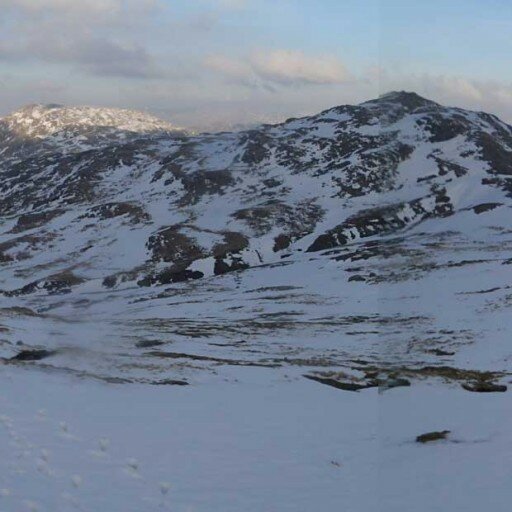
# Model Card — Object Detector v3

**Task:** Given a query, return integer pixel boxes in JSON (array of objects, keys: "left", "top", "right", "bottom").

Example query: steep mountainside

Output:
[
  {"left": 1, "top": 92, "right": 512, "bottom": 295},
  {"left": 1, "top": 92, "right": 512, "bottom": 384}
]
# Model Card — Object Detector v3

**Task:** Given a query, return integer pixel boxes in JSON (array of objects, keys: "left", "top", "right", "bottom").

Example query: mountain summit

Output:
[{"left": 369, "top": 90, "right": 440, "bottom": 109}]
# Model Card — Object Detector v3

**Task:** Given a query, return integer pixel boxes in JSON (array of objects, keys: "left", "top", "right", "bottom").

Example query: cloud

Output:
[
  {"left": 0, "top": 0, "right": 162, "bottom": 30},
  {"left": 0, "top": 0, "right": 158, "bottom": 17},
  {"left": 251, "top": 50, "right": 350, "bottom": 85},
  {"left": 205, "top": 49, "right": 351, "bottom": 88},
  {"left": 425, "top": 76, "right": 512, "bottom": 120},
  {"left": 204, "top": 55, "right": 254, "bottom": 84},
  {"left": 0, "top": 34, "right": 162, "bottom": 79},
  {"left": 0, "top": 0, "right": 162, "bottom": 79},
  {"left": 406, "top": 74, "right": 484, "bottom": 103},
  {"left": 0, "top": 0, "right": 122, "bottom": 19},
  {"left": 65, "top": 38, "right": 163, "bottom": 79}
]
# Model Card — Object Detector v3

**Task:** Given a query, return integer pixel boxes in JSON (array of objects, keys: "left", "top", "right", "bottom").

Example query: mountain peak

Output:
[
  {"left": 2, "top": 104, "right": 187, "bottom": 139},
  {"left": 366, "top": 91, "right": 439, "bottom": 110}
]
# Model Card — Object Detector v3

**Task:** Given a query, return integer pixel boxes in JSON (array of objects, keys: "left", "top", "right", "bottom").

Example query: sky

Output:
[{"left": 1, "top": 0, "right": 512, "bottom": 130}]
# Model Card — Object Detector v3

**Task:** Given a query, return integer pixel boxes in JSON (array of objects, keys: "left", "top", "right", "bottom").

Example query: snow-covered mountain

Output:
[
  {"left": 2, "top": 91, "right": 511, "bottom": 296},
  {"left": 2, "top": 92, "right": 512, "bottom": 511},
  {"left": 3, "top": 104, "right": 184, "bottom": 137},
  {"left": 0, "top": 103, "right": 187, "bottom": 159},
  {"left": 2, "top": 90, "right": 512, "bottom": 378}
]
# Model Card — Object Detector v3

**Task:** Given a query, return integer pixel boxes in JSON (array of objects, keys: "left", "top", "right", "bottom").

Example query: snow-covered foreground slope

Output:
[
  {"left": 3, "top": 368, "right": 512, "bottom": 512},
  {"left": 2, "top": 92, "right": 512, "bottom": 510},
  {"left": 0, "top": 367, "right": 348, "bottom": 512}
]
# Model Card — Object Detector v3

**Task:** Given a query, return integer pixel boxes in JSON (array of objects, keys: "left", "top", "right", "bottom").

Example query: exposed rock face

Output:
[{"left": 1, "top": 92, "right": 512, "bottom": 297}]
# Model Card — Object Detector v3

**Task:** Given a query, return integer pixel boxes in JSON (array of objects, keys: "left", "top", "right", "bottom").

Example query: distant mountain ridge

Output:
[{"left": 2, "top": 103, "right": 185, "bottom": 137}]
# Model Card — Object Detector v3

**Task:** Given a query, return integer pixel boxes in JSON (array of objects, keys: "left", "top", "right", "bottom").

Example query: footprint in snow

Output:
[
  {"left": 36, "top": 459, "right": 54, "bottom": 477},
  {"left": 124, "top": 458, "right": 143, "bottom": 479},
  {"left": 40, "top": 449, "right": 50, "bottom": 462},
  {"left": 58, "top": 421, "right": 79, "bottom": 440},
  {"left": 160, "top": 482, "right": 171, "bottom": 496},
  {"left": 90, "top": 436, "right": 111, "bottom": 457},
  {"left": 98, "top": 437, "right": 110, "bottom": 453}
]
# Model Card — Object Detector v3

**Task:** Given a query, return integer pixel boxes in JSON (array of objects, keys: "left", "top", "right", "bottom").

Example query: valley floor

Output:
[{"left": 1, "top": 366, "right": 512, "bottom": 512}]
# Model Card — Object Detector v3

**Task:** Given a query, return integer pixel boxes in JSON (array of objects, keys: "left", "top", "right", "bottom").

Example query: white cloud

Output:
[
  {"left": 0, "top": 32, "right": 162, "bottom": 79},
  {"left": 0, "top": 0, "right": 162, "bottom": 78},
  {"left": 205, "top": 49, "right": 350, "bottom": 88},
  {"left": 204, "top": 55, "right": 254, "bottom": 83},
  {"left": 251, "top": 50, "right": 350, "bottom": 85},
  {"left": 413, "top": 74, "right": 483, "bottom": 103},
  {"left": 0, "top": 0, "right": 122, "bottom": 17},
  {"left": 0, "top": 0, "right": 160, "bottom": 25}
]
